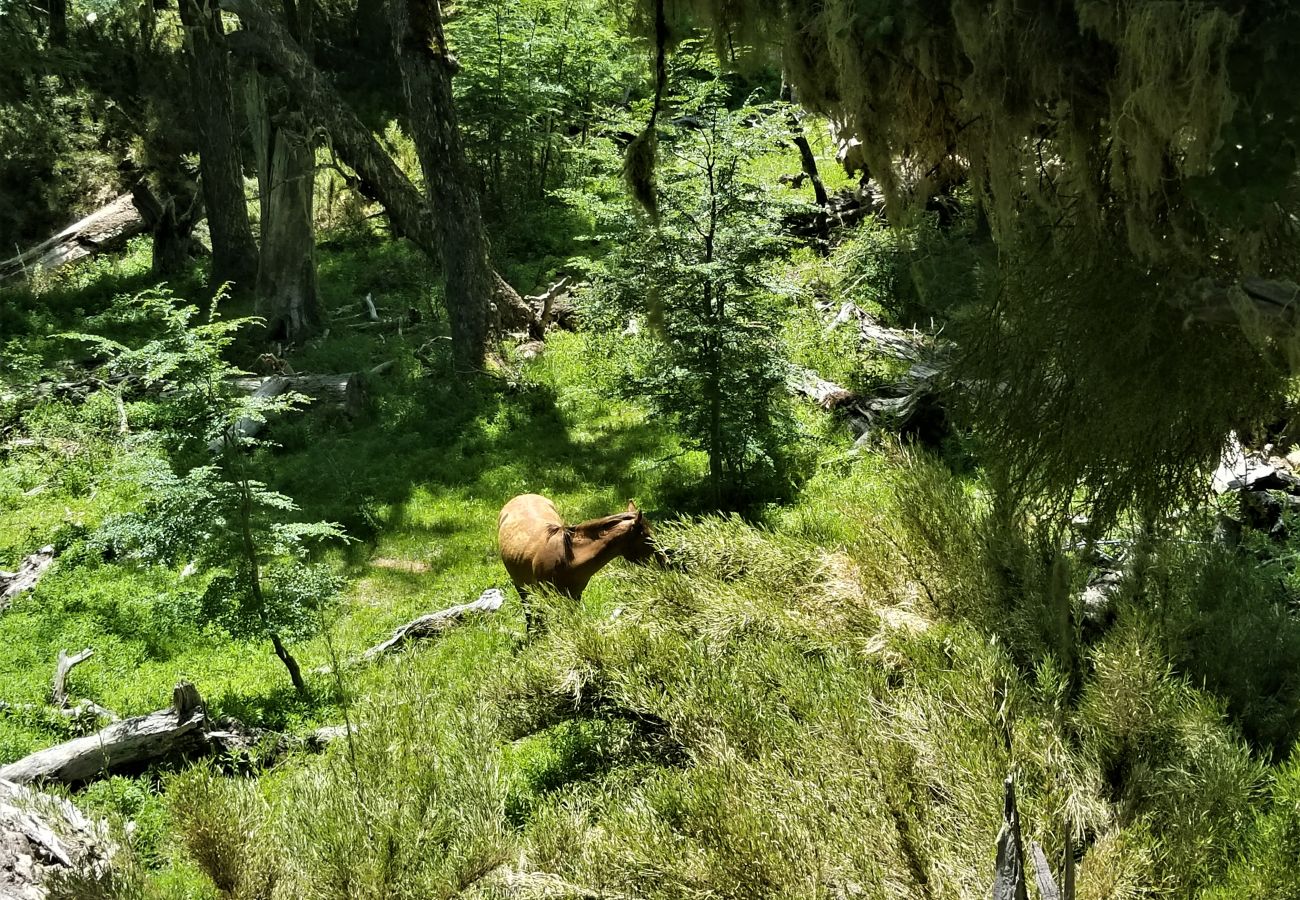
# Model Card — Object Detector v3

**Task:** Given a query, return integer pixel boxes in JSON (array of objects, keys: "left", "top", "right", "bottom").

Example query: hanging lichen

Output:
[
  {"left": 640, "top": 0, "right": 1296, "bottom": 273},
  {"left": 622, "top": 0, "right": 670, "bottom": 220},
  {"left": 629, "top": 0, "right": 1300, "bottom": 524}
]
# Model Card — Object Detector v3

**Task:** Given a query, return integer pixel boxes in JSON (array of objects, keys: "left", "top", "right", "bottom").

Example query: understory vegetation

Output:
[{"left": 3, "top": 1, "right": 1300, "bottom": 898}]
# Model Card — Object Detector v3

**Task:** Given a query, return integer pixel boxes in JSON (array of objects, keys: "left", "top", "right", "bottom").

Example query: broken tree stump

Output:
[
  {"left": 0, "top": 546, "right": 55, "bottom": 612},
  {"left": 0, "top": 682, "right": 207, "bottom": 786},
  {"left": 49, "top": 649, "right": 93, "bottom": 709}
]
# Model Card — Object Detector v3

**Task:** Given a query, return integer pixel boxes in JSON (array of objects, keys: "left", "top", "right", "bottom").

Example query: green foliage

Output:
[
  {"left": 584, "top": 74, "right": 799, "bottom": 505},
  {"left": 447, "top": 0, "right": 639, "bottom": 218},
  {"left": 1206, "top": 749, "right": 1300, "bottom": 900},
  {"left": 67, "top": 289, "right": 348, "bottom": 692}
]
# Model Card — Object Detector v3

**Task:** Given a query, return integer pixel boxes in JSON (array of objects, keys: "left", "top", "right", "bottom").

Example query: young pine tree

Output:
[{"left": 593, "top": 77, "right": 795, "bottom": 505}]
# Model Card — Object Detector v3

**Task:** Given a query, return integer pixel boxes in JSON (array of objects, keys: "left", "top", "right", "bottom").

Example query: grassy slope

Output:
[{"left": 3, "top": 140, "right": 1299, "bottom": 899}]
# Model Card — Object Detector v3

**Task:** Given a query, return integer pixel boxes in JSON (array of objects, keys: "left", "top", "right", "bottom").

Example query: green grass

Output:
[{"left": 7, "top": 131, "right": 1300, "bottom": 899}]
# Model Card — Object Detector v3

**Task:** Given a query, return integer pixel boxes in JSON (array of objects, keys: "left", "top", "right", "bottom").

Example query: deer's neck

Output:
[{"left": 567, "top": 519, "right": 631, "bottom": 580}]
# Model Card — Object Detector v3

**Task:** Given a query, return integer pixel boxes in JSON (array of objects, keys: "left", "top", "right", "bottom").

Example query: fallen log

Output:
[
  {"left": 0, "top": 779, "right": 114, "bottom": 899},
  {"left": 359, "top": 588, "right": 506, "bottom": 662},
  {"left": 0, "top": 682, "right": 206, "bottom": 786},
  {"left": 788, "top": 368, "right": 873, "bottom": 436},
  {"left": 203, "top": 720, "right": 357, "bottom": 767},
  {"left": 792, "top": 301, "right": 949, "bottom": 445},
  {"left": 0, "top": 193, "right": 146, "bottom": 281},
  {"left": 1, "top": 546, "right": 55, "bottom": 612},
  {"left": 209, "top": 371, "right": 372, "bottom": 453}
]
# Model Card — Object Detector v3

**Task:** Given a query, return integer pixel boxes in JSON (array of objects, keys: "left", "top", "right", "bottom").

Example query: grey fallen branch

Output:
[
  {"left": 314, "top": 589, "right": 506, "bottom": 676},
  {"left": 359, "top": 588, "right": 506, "bottom": 662},
  {"left": 1, "top": 545, "right": 55, "bottom": 612},
  {"left": 0, "top": 682, "right": 207, "bottom": 786},
  {"left": 209, "top": 369, "right": 380, "bottom": 453}
]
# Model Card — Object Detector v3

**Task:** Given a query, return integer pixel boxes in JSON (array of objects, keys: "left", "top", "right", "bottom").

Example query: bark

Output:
[
  {"left": 780, "top": 80, "right": 829, "bottom": 208},
  {"left": 220, "top": 0, "right": 437, "bottom": 253},
  {"left": 993, "top": 777, "right": 1030, "bottom": 900},
  {"left": 244, "top": 1, "right": 322, "bottom": 343},
  {"left": 0, "top": 683, "right": 207, "bottom": 785},
  {"left": 0, "top": 194, "right": 145, "bottom": 280},
  {"left": 178, "top": 0, "right": 259, "bottom": 291},
  {"left": 218, "top": 0, "right": 530, "bottom": 356},
  {"left": 269, "top": 632, "right": 307, "bottom": 696},
  {"left": 49, "top": 0, "right": 68, "bottom": 46},
  {"left": 0, "top": 780, "right": 114, "bottom": 898},
  {"left": 130, "top": 178, "right": 201, "bottom": 277},
  {"left": 250, "top": 80, "right": 322, "bottom": 342},
  {"left": 388, "top": 0, "right": 495, "bottom": 369}
]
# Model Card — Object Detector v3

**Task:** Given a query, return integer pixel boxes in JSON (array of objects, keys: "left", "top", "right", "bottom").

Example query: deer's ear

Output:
[{"left": 626, "top": 500, "right": 638, "bottom": 513}]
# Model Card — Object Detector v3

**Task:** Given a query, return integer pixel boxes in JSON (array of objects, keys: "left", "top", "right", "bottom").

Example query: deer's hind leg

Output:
[{"left": 514, "top": 583, "right": 540, "bottom": 637}]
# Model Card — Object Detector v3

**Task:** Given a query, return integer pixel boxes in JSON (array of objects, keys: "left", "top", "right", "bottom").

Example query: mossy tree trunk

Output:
[
  {"left": 177, "top": 0, "right": 259, "bottom": 292},
  {"left": 388, "top": 0, "right": 494, "bottom": 370}
]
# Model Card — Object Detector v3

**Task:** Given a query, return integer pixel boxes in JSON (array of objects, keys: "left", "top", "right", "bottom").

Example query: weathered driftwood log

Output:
[
  {"left": 359, "top": 588, "right": 506, "bottom": 663},
  {"left": 791, "top": 302, "right": 948, "bottom": 445},
  {"left": 0, "top": 193, "right": 146, "bottom": 281},
  {"left": 0, "top": 778, "right": 114, "bottom": 899},
  {"left": 0, "top": 683, "right": 206, "bottom": 786},
  {"left": 0, "top": 546, "right": 55, "bottom": 612},
  {"left": 49, "top": 649, "right": 92, "bottom": 709},
  {"left": 788, "top": 368, "right": 874, "bottom": 436}
]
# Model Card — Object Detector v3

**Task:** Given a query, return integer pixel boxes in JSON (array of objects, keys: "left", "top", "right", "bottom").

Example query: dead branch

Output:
[
  {"left": 1, "top": 546, "right": 56, "bottom": 612},
  {"left": 50, "top": 649, "right": 92, "bottom": 708}
]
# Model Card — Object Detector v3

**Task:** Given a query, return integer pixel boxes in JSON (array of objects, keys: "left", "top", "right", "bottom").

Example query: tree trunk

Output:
[
  {"left": 178, "top": 0, "right": 259, "bottom": 291},
  {"left": 219, "top": 0, "right": 528, "bottom": 357},
  {"left": 269, "top": 631, "right": 308, "bottom": 695},
  {"left": 49, "top": 0, "right": 67, "bottom": 47},
  {"left": 130, "top": 178, "right": 201, "bottom": 278},
  {"left": 388, "top": 0, "right": 494, "bottom": 370},
  {"left": 248, "top": 74, "right": 322, "bottom": 342},
  {"left": 781, "top": 80, "right": 829, "bottom": 208},
  {"left": 244, "top": 0, "right": 322, "bottom": 343}
]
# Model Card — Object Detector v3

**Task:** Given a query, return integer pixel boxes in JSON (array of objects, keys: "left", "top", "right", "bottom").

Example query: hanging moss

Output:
[
  {"left": 631, "top": 0, "right": 1300, "bottom": 524},
  {"left": 623, "top": 126, "right": 660, "bottom": 220},
  {"left": 640, "top": 0, "right": 1296, "bottom": 271}
]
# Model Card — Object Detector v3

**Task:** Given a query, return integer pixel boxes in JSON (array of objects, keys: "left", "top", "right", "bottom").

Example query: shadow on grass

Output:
[{"left": 263, "top": 353, "right": 677, "bottom": 562}]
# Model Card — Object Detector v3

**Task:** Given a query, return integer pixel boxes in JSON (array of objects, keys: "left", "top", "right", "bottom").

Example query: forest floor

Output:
[{"left": 3, "top": 177, "right": 1300, "bottom": 898}]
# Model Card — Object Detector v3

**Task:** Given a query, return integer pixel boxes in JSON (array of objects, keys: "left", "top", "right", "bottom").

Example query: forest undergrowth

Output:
[{"left": 2, "top": 159, "right": 1299, "bottom": 900}]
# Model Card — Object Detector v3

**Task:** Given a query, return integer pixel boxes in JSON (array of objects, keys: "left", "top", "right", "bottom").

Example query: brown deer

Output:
[{"left": 497, "top": 493, "right": 665, "bottom": 629}]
